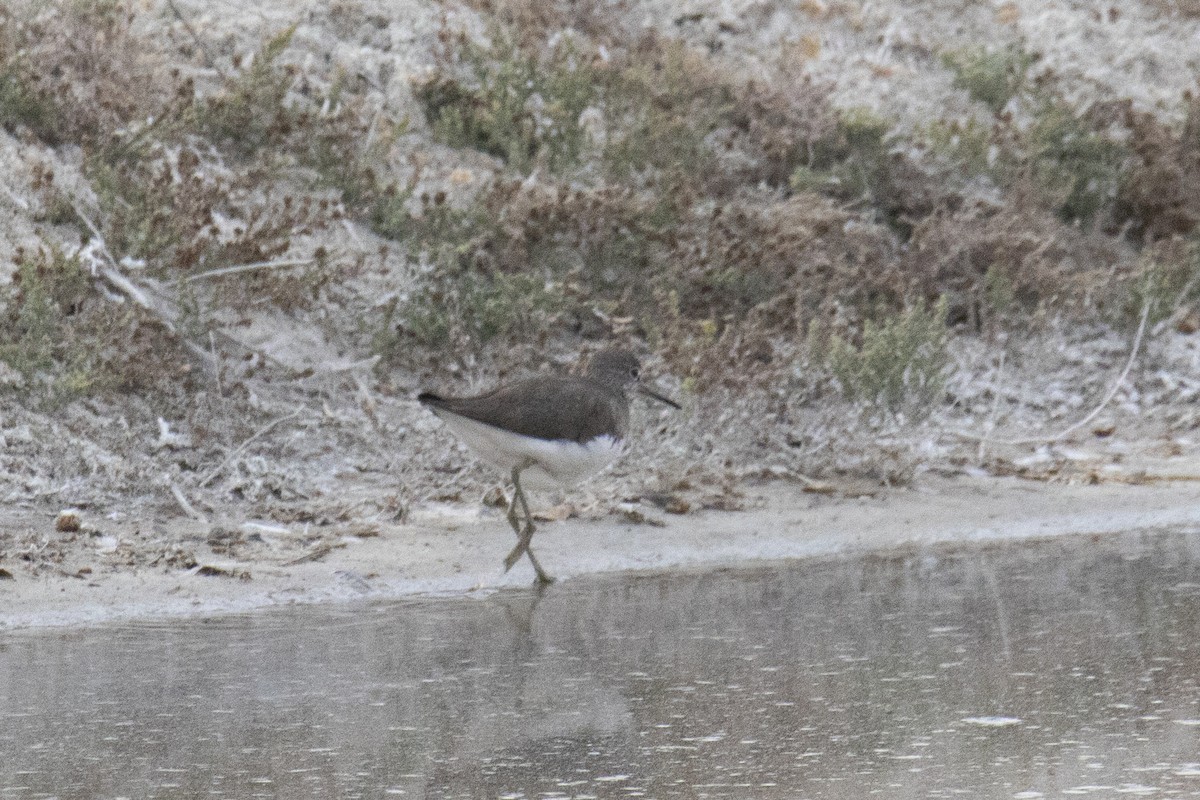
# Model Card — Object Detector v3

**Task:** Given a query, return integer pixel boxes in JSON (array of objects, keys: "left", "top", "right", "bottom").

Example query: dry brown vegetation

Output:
[
  {"left": 5, "top": 2, "right": 1195, "bottom": 393},
  {"left": 386, "top": 16, "right": 1200, "bottom": 393}
]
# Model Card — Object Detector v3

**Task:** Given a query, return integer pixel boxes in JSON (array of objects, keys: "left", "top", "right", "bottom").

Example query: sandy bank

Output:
[{"left": 3, "top": 472, "right": 1199, "bottom": 630}]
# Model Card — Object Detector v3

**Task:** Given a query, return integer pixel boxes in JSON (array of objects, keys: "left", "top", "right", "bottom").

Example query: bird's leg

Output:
[
  {"left": 502, "top": 467, "right": 537, "bottom": 570},
  {"left": 504, "top": 477, "right": 524, "bottom": 538},
  {"left": 502, "top": 467, "right": 554, "bottom": 584},
  {"left": 515, "top": 473, "right": 555, "bottom": 585}
]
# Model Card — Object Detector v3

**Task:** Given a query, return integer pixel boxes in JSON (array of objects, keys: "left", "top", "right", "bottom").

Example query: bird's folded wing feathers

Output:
[{"left": 420, "top": 378, "right": 622, "bottom": 444}]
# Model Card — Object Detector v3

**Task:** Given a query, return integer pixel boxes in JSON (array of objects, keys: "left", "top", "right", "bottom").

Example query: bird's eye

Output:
[{"left": 631, "top": 367, "right": 640, "bottom": 378}]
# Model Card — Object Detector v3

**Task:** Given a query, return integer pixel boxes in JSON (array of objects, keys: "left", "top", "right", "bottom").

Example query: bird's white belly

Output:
[{"left": 433, "top": 411, "right": 626, "bottom": 490}]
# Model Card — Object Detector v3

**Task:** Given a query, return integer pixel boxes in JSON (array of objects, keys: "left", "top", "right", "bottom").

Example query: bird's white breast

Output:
[{"left": 432, "top": 410, "right": 626, "bottom": 490}]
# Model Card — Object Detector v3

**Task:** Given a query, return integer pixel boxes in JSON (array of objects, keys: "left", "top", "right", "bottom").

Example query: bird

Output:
[{"left": 418, "top": 349, "right": 680, "bottom": 584}]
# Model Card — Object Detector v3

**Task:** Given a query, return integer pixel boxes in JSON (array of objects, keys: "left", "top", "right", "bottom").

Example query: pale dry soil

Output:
[{"left": 4, "top": 466, "right": 1200, "bottom": 630}]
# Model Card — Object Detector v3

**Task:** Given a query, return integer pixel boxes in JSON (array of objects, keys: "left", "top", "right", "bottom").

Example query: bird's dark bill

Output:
[{"left": 638, "top": 384, "right": 681, "bottom": 409}]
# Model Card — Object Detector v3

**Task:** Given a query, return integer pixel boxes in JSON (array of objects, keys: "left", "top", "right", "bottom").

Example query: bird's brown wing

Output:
[{"left": 419, "top": 377, "right": 624, "bottom": 444}]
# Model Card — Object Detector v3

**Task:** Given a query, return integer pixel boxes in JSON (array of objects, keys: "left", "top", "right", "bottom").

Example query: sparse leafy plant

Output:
[
  {"left": 0, "top": 0, "right": 174, "bottom": 149},
  {"left": 920, "top": 117, "right": 993, "bottom": 175},
  {"left": 86, "top": 144, "right": 323, "bottom": 284},
  {"left": 196, "top": 25, "right": 299, "bottom": 158},
  {"left": 1115, "top": 93, "right": 1200, "bottom": 240},
  {"left": 1127, "top": 236, "right": 1200, "bottom": 326},
  {"left": 0, "top": 60, "right": 58, "bottom": 140},
  {"left": 942, "top": 45, "right": 1034, "bottom": 113},
  {"left": 983, "top": 263, "right": 1016, "bottom": 317},
  {"left": 922, "top": 96, "right": 1129, "bottom": 226},
  {"left": 0, "top": 248, "right": 90, "bottom": 378},
  {"left": 416, "top": 31, "right": 597, "bottom": 173},
  {"left": 932, "top": 43, "right": 1130, "bottom": 226},
  {"left": 0, "top": 246, "right": 190, "bottom": 400},
  {"left": 827, "top": 297, "right": 949, "bottom": 411},
  {"left": 391, "top": 260, "right": 572, "bottom": 350},
  {"left": 602, "top": 37, "right": 733, "bottom": 179},
  {"left": 370, "top": 184, "right": 475, "bottom": 247}
]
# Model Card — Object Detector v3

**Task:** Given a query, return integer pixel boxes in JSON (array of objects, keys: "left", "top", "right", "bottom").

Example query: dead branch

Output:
[
  {"left": 950, "top": 300, "right": 1151, "bottom": 447},
  {"left": 170, "top": 483, "right": 209, "bottom": 524},
  {"left": 183, "top": 257, "right": 314, "bottom": 283}
]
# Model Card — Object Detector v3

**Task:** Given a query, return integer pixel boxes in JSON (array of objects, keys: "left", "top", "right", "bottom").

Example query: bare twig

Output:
[
  {"left": 165, "top": 0, "right": 225, "bottom": 78},
  {"left": 317, "top": 355, "right": 381, "bottom": 374},
  {"left": 96, "top": 263, "right": 155, "bottom": 310},
  {"left": 284, "top": 542, "right": 338, "bottom": 565},
  {"left": 183, "top": 258, "right": 314, "bottom": 284},
  {"left": 199, "top": 408, "right": 305, "bottom": 487},
  {"left": 1150, "top": 272, "right": 1200, "bottom": 337},
  {"left": 170, "top": 483, "right": 209, "bottom": 524},
  {"left": 209, "top": 331, "right": 223, "bottom": 396},
  {"left": 977, "top": 351, "right": 1006, "bottom": 462},
  {"left": 951, "top": 301, "right": 1151, "bottom": 447}
]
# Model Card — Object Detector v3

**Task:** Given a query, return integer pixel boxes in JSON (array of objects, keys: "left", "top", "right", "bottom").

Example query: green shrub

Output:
[
  {"left": 983, "top": 263, "right": 1016, "bottom": 316},
  {"left": 922, "top": 97, "right": 1128, "bottom": 226},
  {"left": 790, "top": 107, "right": 894, "bottom": 208},
  {"left": 0, "top": 63, "right": 58, "bottom": 140},
  {"left": 920, "top": 117, "right": 992, "bottom": 175},
  {"left": 827, "top": 297, "right": 949, "bottom": 411},
  {"left": 1127, "top": 237, "right": 1200, "bottom": 326},
  {"left": 602, "top": 39, "right": 733, "bottom": 179},
  {"left": 942, "top": 45, "right": 1034, "bottom": 113},
  {"left": 0, "top": 246, "right": 200, "bottom": 401},
  {"left": 86, "top": 145, "right": 314, "bottom": 280},
  {"left": 1020, "top": 101, "right": 1128, "bottom": 224},
  {"left": 370, "top": 185, "right": 474, "bottom": 246},
  {"left": 933, "top": 44, "right": 1128, "bottom": 225},
  {"left": 386, "top": 264, "right": 571, "bottom": 351},
  {"left": 0, "top": 249, "right": 90, "bottom": 377},
  {"left": 0, "top": 247, "right": 180, "bottom": 400}
]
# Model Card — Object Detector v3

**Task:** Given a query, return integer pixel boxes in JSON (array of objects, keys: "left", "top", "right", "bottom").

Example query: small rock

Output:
[
  {"left": 664, "top": 496, "right": 691, "bottom": 514},
  {"left": 533, "top": 503, "right": 576, "bottom": 522},
  {"left": 5, "top": 424, "right": 33, "bottom": 444},
  {"left": 616, "top": 503, "right": 667, "bottom": 527},
  {"left": 56, "top": 509, "right": 83, "bottom": 533},
  {"left": 195, "top": 564, "right": 251, "bottom": 580}
]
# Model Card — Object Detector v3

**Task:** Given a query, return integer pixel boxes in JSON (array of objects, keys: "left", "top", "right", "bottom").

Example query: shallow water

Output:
[{"left": 4, "top": 532, "right": 1200, "bottom": 799}]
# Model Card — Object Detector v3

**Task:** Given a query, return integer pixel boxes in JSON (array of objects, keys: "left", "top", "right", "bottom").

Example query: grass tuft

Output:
[{"left": 0, "top": 246, "right": 192, "bottom": 401}]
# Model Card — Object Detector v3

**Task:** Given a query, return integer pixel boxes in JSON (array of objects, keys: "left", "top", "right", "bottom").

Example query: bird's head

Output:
[{"left": 586, "top": 349, "right": 680, "bottom": 409}]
